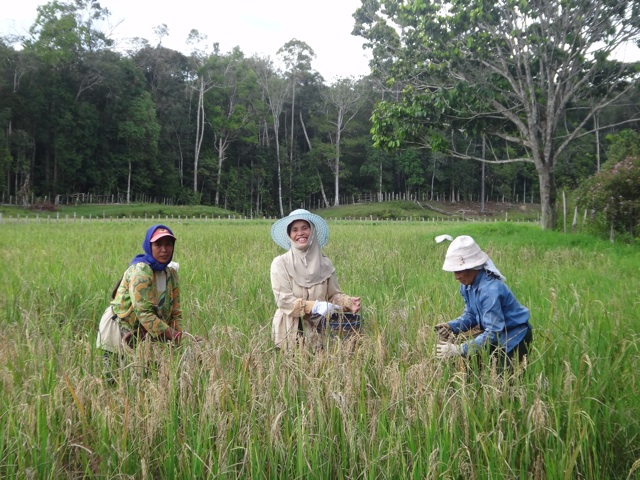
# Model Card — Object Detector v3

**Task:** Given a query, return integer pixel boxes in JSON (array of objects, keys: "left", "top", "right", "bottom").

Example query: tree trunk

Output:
[
  {"left": 176, "top": 130, "right": 184, "bottom": 187},
  {"left": 334, "top": 122, "right": 342, "bottom": 206},
  {"left": 379, "top": 160, "right": 383, "bottom": 202},
  {"left": 193, "top": 76, "right": 206, "bottom": 194},
  {"left": 538, "top": 165, "right": 557, "bottom": 230},
  {"left": 481, "top": 135, "right": 486, "bottom": 213},
  {"left": 317, "top": 171, "right": 330, "bottom": 208},
  {"left": 127, "top": 160, "right": 132, "bottom": 204},
  {"left": 290, "top": 81, "right": 296, "bottom": 168},
  {"left": 595, "top": 113, "right": 601, "bottom": 172},
  {"left": 214, "top": 138, "right": 227, "bottom": 206},
  {"left": 275, "top": 133, "right": 284, "bottom": 217},
  {"left": 298, "top": 113, "right": 328, "bottom": 210},
  {"left": 430, "top": 160, "right": 436, "bottom": 202}
]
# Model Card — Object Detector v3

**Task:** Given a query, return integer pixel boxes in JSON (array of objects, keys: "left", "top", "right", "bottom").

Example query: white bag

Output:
[{"left": 96, "top": 306, "right": 122, "bottom": 353}]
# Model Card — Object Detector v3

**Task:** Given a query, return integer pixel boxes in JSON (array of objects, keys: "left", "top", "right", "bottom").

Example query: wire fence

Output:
[{"left": 0, "top": 211, "right": 539, "bottom": 225}]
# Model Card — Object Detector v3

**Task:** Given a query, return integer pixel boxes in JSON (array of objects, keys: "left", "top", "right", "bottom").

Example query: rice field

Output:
[{"left": 1, "top": 218, "right": 639, "bottom": 479}]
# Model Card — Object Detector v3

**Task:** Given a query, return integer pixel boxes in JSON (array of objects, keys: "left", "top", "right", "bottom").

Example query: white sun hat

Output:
[
  {"left": 442, "top": 235, "right": 489, "bottom": 272},
  {"left": 270, "top": 209, "right": 329, "bottom": 250}
]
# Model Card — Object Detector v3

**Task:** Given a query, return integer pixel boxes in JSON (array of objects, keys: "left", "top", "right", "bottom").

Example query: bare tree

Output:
[
  {"left": 322, "top": 78, "right": 363, "bottom": 206},
  {"left": 186, "top": 30, "right": 215, "bottom": 195},
  {"left": 277, "top": 39, "right": 315, "bottom": 212},
  {"left": 253, "top": 56, "right": 289, "bottom": 217}
]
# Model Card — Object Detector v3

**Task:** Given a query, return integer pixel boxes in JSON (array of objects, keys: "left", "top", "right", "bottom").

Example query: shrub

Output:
[
  {"left": 576, "top": 155, "right": 640, "bottom": 238},
  {"left": 576, "top": 130, "right": 640, "bottom": 240}
]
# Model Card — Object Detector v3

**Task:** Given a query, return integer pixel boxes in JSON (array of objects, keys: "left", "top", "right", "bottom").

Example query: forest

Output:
[{"left": 1, "top": 0, "right": 639, "bottom": 226}]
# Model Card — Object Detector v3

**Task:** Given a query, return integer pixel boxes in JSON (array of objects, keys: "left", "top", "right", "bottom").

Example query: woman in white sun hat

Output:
[
  {"left": 270, "top": 209, "right": 361, "bottom": 351},
  {"left": 435, "top": 235, "right": 532, "bottom": 370}
]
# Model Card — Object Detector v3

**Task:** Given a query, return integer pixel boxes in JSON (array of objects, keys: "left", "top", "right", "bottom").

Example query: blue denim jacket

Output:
[{"left": 448, "top": 269, "right": 530, "bottom": 354}]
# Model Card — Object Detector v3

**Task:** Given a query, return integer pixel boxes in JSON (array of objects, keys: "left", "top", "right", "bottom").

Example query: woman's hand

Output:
[
  {"left": 163, "top": 327, "right": 183, "bottom": 346},
  {"left": 434, "top": 322, "right": 453, "bottom": 340},
  {"left": 436, "top": 342, "right": 463, "bottom": 358},
  {"left": 350, "top": 297, "right": 361, "bottom": 313}
]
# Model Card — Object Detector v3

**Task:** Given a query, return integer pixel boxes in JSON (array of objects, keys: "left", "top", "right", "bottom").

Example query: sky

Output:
[{"left": 0, "top": 0, "right": 373, "bottom": 82}]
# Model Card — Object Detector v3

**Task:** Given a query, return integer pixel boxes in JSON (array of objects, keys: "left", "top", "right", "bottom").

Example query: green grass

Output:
[
  {"left": 0, "top": 202, "right": 237, "bottom": 218},
  {"left": 0, "top": 219, "right": 639, "bottom": 478},
  {"left": 316, "top": 200, "right": 540, "bottom": 222}
]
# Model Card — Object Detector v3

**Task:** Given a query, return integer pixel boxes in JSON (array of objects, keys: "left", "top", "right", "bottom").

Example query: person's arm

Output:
[
  {"left": 448, "top": 309, "right": 477, "bottom": 334},
  {"left": 460, "top": 292, "right": 505, "bottom": 355},
  {"left": 129, "top": 264, "right": 172, "bottom": 337},
  {"left": 270, "top": 257, "right": 314, "bottom": 317},
  {"left": 327, "top": 273, "right": 360, "bottom": 313},
  {"left": 448, "top": 288, "right": 478, "bottom": 334}
]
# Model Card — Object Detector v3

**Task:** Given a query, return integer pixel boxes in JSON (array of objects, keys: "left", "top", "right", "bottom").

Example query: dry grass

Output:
[{"left": 0, "top": 220, "right": 639, "bottom": 478}]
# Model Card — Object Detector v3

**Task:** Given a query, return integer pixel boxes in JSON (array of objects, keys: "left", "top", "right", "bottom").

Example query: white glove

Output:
[
  {"left": 168, "top": 261, "right": 180, "bottom": 271},
  {"left": 436, "top": 342, "right": 463, "bottom": 358},
  {"left": 312, "top": 301, "right": 342, "bottom": 316}
]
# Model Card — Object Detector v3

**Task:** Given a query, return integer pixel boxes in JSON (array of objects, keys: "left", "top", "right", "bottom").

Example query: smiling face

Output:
[
  {"left": 151, "top": 236, "right": 175, "bottom": 264},
  {"left": 288, "top": 220, "right": 312, "bottom": 249},
  {"left": 454, "top": 268, "right": 479, "bottom": 286}
]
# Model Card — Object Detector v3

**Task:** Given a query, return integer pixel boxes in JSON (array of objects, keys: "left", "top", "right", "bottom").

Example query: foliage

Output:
[
  {"left": 0, "top": 202, "right": 239, "bottom": 217},
  {"left": 576, "top": 131, "right": 640, "bottom": 238},
  {"left": 1, "top": 1, "right": 639, "bottom": 218},
  {"left": 353, "top": 0, "right": 640, "bottom": 230}
]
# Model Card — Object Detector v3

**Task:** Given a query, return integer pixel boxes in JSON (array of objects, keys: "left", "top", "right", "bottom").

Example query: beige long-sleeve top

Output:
[{"left": 270, "top": 253, "right": 353, "bottom": 350}]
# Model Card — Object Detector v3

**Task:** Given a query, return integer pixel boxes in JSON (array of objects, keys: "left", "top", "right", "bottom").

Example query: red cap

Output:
[{"left": 150, "top": 228, "right": 176, "bottom": 243}]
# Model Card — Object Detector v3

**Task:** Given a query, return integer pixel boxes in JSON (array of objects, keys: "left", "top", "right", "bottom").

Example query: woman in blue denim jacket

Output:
[{"left": 435, "top": 235, "right": 532, "bottom": 369}]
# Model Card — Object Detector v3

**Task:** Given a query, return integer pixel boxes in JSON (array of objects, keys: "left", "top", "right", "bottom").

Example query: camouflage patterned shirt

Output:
[{"left": 111, "top": 262, "right": 182, "bottom": 337}]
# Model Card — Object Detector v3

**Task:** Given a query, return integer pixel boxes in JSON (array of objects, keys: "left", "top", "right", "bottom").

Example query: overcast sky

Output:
[{"left": 0, "top": 0, "right": 373, "bottom": 82}]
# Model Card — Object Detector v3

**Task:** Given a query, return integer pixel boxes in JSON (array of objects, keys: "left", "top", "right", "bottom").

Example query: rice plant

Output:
[{"left": 0, "top": 219, "right": 638, "bottom": 478}]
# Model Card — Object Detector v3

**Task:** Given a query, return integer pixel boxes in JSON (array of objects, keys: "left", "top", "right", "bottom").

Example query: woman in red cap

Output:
[{"left": 97, "top": 224, "right": 186, "bottom": 368}]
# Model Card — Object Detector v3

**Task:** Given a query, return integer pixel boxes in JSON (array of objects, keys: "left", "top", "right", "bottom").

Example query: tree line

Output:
[{"left": 1, "top": 0, "right": 639, "bottom": 223}]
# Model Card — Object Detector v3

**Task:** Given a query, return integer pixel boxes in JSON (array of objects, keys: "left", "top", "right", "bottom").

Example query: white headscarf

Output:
[
  {"left": 282, "top": 222, "right": 335, "bottom": 288},
  {"left": 473, "top": 258, "right": 507, "bottom": 281}
]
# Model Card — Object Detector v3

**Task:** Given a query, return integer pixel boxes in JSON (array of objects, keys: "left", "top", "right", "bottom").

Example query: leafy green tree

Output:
[
  {"left": 26, "top": 0, "right": 113, "bottom": 62},
  {"left": 204, "top": 47, "right": 259, "bottom": 206},
  {"left": 132, "top": 45, "right": 193, "bottom": 191},
  {"left": 117, "top": 92, "right": 161, "bottom": 203},
  {"left": 359, "top": 145, "right": 394, "bottom": 199},
  {"left": 19, "top": 0, "right": 114, "bottom": 196},
  {"left": 554, "top": 135, "right": 598, "bottom": 190},
  {"left": 576, "top": 130, "right": 640, "bottom": 238},
  {"left": 396, "top": 149, "right": 425, "bottom": 195},
  {"left": 354, "top": 0, "right": 640, "bottom": 229}
]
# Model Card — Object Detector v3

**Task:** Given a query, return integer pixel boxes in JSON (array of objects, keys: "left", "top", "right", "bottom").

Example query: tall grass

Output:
[{"left": 1, "top": 220, "right": 639, "bottom": 478}]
